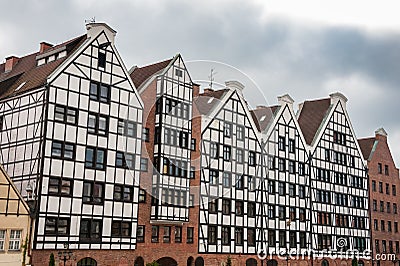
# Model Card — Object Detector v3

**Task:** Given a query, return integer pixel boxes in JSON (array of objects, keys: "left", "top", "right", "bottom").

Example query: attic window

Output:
[
  {"left": 15, "top": 82, "right": 26, "bottom": 92},
  {"left": 98, "top": 52, "right": 106, "bottom": 68},
  {"left": 175, "top": 69, "right": 183, "bottom": 77},
  {"left": 260, "top": 115, "right": 266, "bottom": 122}
]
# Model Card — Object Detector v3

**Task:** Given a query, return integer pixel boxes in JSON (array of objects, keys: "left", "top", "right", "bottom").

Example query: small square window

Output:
[
  {"left": 175, "top": 69, "right": 183, "bottom": 77},
  {"left": 140, "top": 158, "right": 148, "bottom": 172}
]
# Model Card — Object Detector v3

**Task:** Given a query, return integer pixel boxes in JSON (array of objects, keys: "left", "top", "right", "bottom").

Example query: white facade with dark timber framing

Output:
[
  {"left": 0, "top": 23, "right": 144, "bottom": 251},
  {"left": 197, "top": 82, "right": 265, "bottom": 254},
  {"left": 298, "top": 93, "right": 370, "bottom": 258}
]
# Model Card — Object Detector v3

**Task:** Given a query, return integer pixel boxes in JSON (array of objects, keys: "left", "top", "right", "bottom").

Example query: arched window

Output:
[
  {"left": 267, "top": 260, "right": 278, "bottom": 266},
  {"left": 134, "top": 257, "right": 144, "bottom": 266},
  {"left": 246, "top": 258, "right": 258, "bottom": 266},
  {"left": 195, "top": 257, "right": 204, "bottom": 266},
  {"left": 77, "top": 257, "right": 97, "bottom": 266},
  {"left": 157, "top": 257, "right": 177, "bottom": 266},
  {"left": 187, "top": 257, "right": 194, "bottom": 266},
  {"left": 322, "top": 259, "right": 329, "bottom": 266}
]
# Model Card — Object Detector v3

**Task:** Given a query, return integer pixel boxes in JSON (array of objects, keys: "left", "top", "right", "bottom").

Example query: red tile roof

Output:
[
  {"left": 0, "top": 35, "right": 86, "bottom": 100},
  {"left": 194, "top": 88, "right": 230, "bottom": 116},
  {"left": 297, "top": 98, "right": 331, "bottom": 145},
  {"left": 358, "top": 137, "right": 376, "bottom": 160},
  {"left": 250, "top": 105, "right": 280, "bottom": 131},
  {"left": 130, "top": 58, "right": 173, "bottom": 88}
]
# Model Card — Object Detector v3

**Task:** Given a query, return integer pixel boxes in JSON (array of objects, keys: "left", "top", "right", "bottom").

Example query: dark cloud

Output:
[{"left": 1, "top": 0, "right": 399, "bottom": 165}]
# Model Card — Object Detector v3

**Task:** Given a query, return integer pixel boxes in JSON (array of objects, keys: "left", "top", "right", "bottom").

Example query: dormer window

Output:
[{"left": 98, "top": 52, "right": 106, "bottom": 68}]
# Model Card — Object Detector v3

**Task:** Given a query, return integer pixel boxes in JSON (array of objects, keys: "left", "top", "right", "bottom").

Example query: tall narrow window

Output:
[
  {"left": 175, "top": 226, "right": 182, "bottom": 243},
  {"left": 137, "top": 225, "right": 145, "bottom": 243},
  {"left": 187, "top": 227, "right": 194, "bottom": 243},
  {"left": 208, "top": 226, "right": 217, "bottom": 244},
  {"left": 142, "top": 128, "right": 150, "bottom": 142},
  {"left": 223, "top": 145, "right": 231, "bottom": 161},
  {"left": 248, "top": 228, "right": 256, "bottom": 246},
  {"left": 210, "top": 143, "right": 219, "bottom": 158},
  {"left": 163, "top": 226, "right": 171, "bottom": 243},
  {"left": 235, "top": 228, "right": 244, "bottom": 245},
  {"left": 288, "top": 139, "right": 295, "bottom": 153},
  {"left": 237, "top": 125, "right": 245, "bottom": 140},
  {"left": 249, "top": 151, "right": 256, "bottom": 166},
  {"left": 151, "top": 226, "right": 159, "bottom": 243},
  {"left": 0, "top": 230, "right": 5, "bottom": 251},
  {"left": 278, "top": 136, "right": 285, "bottom": 151},
  {"left": 222, "top": 227, "right": 230, "bottom": 245},
  {"left": 224, "top": 123, "right": 232, "bottom": 137},
  {"left": 98, "top": 51, "right": 106, "bottom": 68}
]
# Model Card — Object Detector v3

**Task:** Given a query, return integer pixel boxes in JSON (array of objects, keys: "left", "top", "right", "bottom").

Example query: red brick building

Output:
[{"left": 359, "top": 128, "right": 400, "bottom": 266}]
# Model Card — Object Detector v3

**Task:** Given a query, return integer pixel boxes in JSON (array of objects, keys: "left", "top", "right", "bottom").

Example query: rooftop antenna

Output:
[
  {"left": 85, "top": 17, "right": 96, "bottom": 25},
  {"left": 208, "top": 68, "right": 217, "bottom": 90}
]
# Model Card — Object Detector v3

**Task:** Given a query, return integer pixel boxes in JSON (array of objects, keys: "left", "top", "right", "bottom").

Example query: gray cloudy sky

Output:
[{"left": 1, "top": 0, "right": 399, "bottom": 166}]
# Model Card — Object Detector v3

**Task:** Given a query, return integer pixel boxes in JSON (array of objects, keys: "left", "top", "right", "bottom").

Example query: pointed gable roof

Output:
[
  {"left": 297, "top": 98, "right": 331, "bottom": 145},
  {"left": 358, "top": 137, "right": 376, "bottom": 160},
  {"left": 195, "top": 88, "right": 230, "bottom": 116},
  {"left": 250, "top": 105, "right": 280, "bottom": 131},
  {"left": 0, "top": 35, "right": 86, "bottom": 100},
  {"left": 129, "top": 58, "right": 173, "bottom": 88}
]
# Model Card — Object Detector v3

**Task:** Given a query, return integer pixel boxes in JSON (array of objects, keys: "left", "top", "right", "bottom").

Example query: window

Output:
[
  {"left": 208, "top": 226, "right": 217, "bottom": 244},
  {"left": 393, "top": 185, "right": 397, "bottom": 196},
  {"left": 299, "top": 163, "right": 305, "bottom": 176},
  {"left": 138, "top": 157, "right": 148, "bottom": 172},
  {"left": 380, "top": 201, "right": 384, "bottom": 212},
  {"left": 111, "top": 221, "right": 131, "bottom": 238},
  {"left": 336, "top": 214, "right": 349, "bottom": 227},
  {"left": 268, "top": 180, "right": 275, "bottom": 193},
  {"left": 208, "top": 198, "right": 218, "bottom": 213},
  {"left": 0, "top": 116, "right": 3, "bottom": 131},
  {"left": 137, "top": 225, "right": 145, "bottom": 242},
  {"left": 268, "top": 156, "right": 275, "bottom": 170},
  {"left": 175, "top": 226, "right": 182, "bottom": 243},
  {"left": 248, "top": 228, "right": 256, "bottom": 246},
  {"left": 88, "top": 113, "right": 108, "bottom": 135},
  {"left": 372, "top": 181, "right": 376, "bottom": 192},
  {"left": 79, "top": 219, "right": 102, "bottom": 242},
  {"left": 387, "top": 202, "right": 391, "bottom": 213},
  {"left": 288, "top": 160, "right": 295, "bottom": 174},
  {"left": 222, "top": 227, "right": 230, "bottom": 245},
  {"left": 289, "top": 207, "right": 296, "bottom": 221},
  {"left": 236, "top": 175, "right": 244, "bottom": 189},
  {"left": 279, "top": 231, "right": 286, "bottom": 247},
  {"left": 0, "top": 230, "right": 5, "bottom": 251},
  {"left": 191, "top": 138, "right": 196, "bottom": 151},
  {"left": 248, "top": 176, "right": 255, "bottom": 191},
  {"left": 335, "top": 172, "right": 348, "bottom": 186},
  {"left": 223, "top": 172, "right": 231, "bottom": 187},
  {"left": 237, "top": 125, "right": 245, "bottom": 140},
  {"left": 300, "top": 232, "right": 306, "bottom": 248},
  {"left": 224, "top": 123, "right": 232, "bottom": 137},
  {"left": 388, "top": 221, "right": 392, "bottom": 232},
  {"left": 316, "top": 168, "right": 330, "bottom": 182},
  {"left": 89, "top": 81, "right": 110, "bottom": 103},
  {"left": 235, "top": 201, "right": 244, "bottom": 216},
  {"left": 325, "top": 149, "right": 330, "bottom": 161},
  {"left": 278, "top": 136, "right": 285, "bottom": 151},
  {"left": 48, "top": 177, "right": 72, "bottom": 196},
  {"left": 113, "top": 185, "right": 133, "bottom": 202},
  {"left": 175, "top": 68, "right": 183, "bottom": 77},
  {"left": 235, "top": 228, "right": 244, "bottom": 245},
  {"left": 278, "top": 158, "right": 285, "bottom": 171},
  {"left": 8, "top": 230, "right": 21, "bottom": 251},
  {"left": 394, "top": 203, "right": 398, "bottom": 214},
  {"left": 163, "top": 226, "right": 171, "bottom": 243},
  {"left": 210, "top": 143, "right": 219, "bottom": 158},
  {"left": 397, "top": 241, "right": 400, "bottom": 254},
  {"left": 51, "top": 141, "right": 75, "bottom": 160},
  {"left": 268, "top": 230, "right": 276, "bottom": 246},
  {"left": 223, "top": 145, "right": 231, "bottom": 161},
  {"left": 289, "top": 231, "right": 297, "bottom": 248},
  {"left": 385, "top": 165, "right": 389, "bottom": 175},
  {"left": 179, "top": 131, "right": 189, "bottom": 148},
  {"left": 383, "top": 240, "right": 387, "bottom": 253},
  {"left": 379, "top": 182, "right": 383, "bottom": 193},
  {"left": 139, "top": 189, "right": 146, "bottom": 203},
  {"left": 381, "top": 220, "right": 385, "bottom": 231},
  {"left": 115, "top": 152, "right": 135, "bottom": 169},
  {"left": 222, "top": 199, "right": 231, "bottom": 215},
  {"left": 248, "top": 202, "right": 256, "bottom": 217},
  {"left": 187, "top": 227, "right": 194, "bottom": 243},
  {"left": 249, "top": 151, "right": 256, "bottom": 166},
  {"left": 289, "top": 183, "right": 296, "bottom": 197},
  {"left": 189, "top": 166, "right": 195, "bottom": 179},
  {"left": 288, "top": 139, "right": 295, "bottom": 153},
  {"left": 299, "top": 208, "right": 306, "bottom": 222},
  {"left": 335, "top": 193, "right": 348, "bottom": 206},
  {"left": 118, "top": 119, "right": 137, "bottom": 137},
  {"left": 236, "top": 149, "right": 244, "bottom": 163},
  {"left": 268, "top": 205, "right": 275, "bottom": 218},
  {"left": 333, "top": 131, "right": 346, "bottom": 145},
  {"left": 278, "top": 206, "right": 286, "bottom": 220},
  {"left": 209, "top": 169, "right": 219, "bottom": 185},
  {"left": 54, "top": 105, "right": 78, "bottom": 125},
  {"left": 317, "top": 212, "right": 331, "bottom": 225},
  {"left": 151, "top": 226, "right": 159, "bottom": 243},
  {"left": 317, "top": 234, "right": 332, "bottom": 250},
  {"left": 316, "top": 190, "right": 331, "bottom": 203},
  {"left": 375, "top": 240, "right": 380, "bottom": 253},
  {"left": 142, "top": 128, "right": 150, "bottom": 142},
  {"left": 299, "top": 185, "right": 306, "bottom": 199},
  {"left": 85, "top": 147, "right": 106, "bottom": 169},
  {"left": 98, "top": 51, "right": 106, "bottom": 68},
  {"left": 45, "top": 217, "right": 69, "bottom": 236},
  {"left": 373, "top": 200, "right": 377, "bottom": 211},
  {"left": 83, "top": 181, "right": 104, "bottom": 204},
  {"left": 378, "top": 163, "right": 382, "bottom": 174},
  {"left": 278, "top": 182, "right": 285, "bottom": 196},
  {"left": 386, "top": 183, "right": 390, "bottom": 195},
  {"left": 374, "top": 220, "right": 379, "bottom": 230}
]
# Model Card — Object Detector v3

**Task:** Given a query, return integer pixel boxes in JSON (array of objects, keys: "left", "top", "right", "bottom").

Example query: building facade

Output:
[{"left": 359, "top": 128, "right": 400, "bottom": 266}]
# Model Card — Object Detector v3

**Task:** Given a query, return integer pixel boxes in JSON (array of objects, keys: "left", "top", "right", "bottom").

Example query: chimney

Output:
[
  {"left": 225, "top": 80, "right": 245, "bottom": 92},
  {"left": 5, "top": 56, "right": 19, "bottom": 72},
  {"left": 40, "top": 42, "right": 53, "bottom": 53},
  {"left": 330, "top": 92, "right": 348, "bottom": 108},
  {"left": 277, "top": 94, "right": 294, "bottom": 110},
  {"left": 375, "top": 127, "right": 388, "bottom": 142}
]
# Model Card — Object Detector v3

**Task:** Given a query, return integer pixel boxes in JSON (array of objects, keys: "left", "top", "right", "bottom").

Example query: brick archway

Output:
[{"left": 157, "top": 257, "right": 178, "bottom": 266}]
